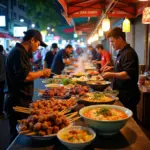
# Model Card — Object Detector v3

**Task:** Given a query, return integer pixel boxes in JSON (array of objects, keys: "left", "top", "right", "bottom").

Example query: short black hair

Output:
[
  {"left": 106, "top": 27, "right": 126, "bottom": 41},
  {"left": 51, "top": 43, "right": 58, "bottom": 49},
  {"left": 65, "top": 44, "right": 73, "bottom": 49},
  {"left": 96, "top": 44, "right": 104, "bottom": 49},
  {"left": 0, "top": 45, "right": 4, "bottom": 52}
]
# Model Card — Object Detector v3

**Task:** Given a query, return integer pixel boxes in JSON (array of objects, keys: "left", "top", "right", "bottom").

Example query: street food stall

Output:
[{"left": 7, "top": 61, "right": 150, "bottom": 150}]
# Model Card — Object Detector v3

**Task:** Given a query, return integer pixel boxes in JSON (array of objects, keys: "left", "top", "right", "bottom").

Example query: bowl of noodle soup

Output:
[{"left": 79, "top": 105, "right": 132, "bottom": 136}]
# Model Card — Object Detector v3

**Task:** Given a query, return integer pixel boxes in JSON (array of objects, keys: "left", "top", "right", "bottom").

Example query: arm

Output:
[
  {"left": 102, "top": 71, "right": 130, "bottom": 80},
  {"left": 63, "top": 58, "right": 73, "bottom": 65},
  {"left": 25, "top": 69, "right": 51, "bottom": 82},
  {"left": 25, "top": 70, "right": 43, "bottom": 82},
  {"left": 43, "top": 61, "right": 47, "bottom": 69}
]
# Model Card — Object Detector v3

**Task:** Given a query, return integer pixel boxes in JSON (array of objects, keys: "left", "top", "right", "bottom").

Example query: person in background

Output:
[
  {"left": 93, "top": 44, "right": 111, "bottom": 69},
  {"left": 51, "top": 44, "right": 76, "bottom": 74},
  {"left": 5, "top": 29, "right": 51, "bottom": 143},
  {"left": 88, "top": 45, "right": 100, "bottom": 60},
  {"left": 43, "top": 43, "right": 58, "bottom": 69},
  {"left": 41, "top": 47, "right": 48, "bottom": 66},
  {"left": 102, "top": 27, "right": 140, "bottom": 120},
  {"left": 0, "top": 45, "right": 6, "bottom": 117}
]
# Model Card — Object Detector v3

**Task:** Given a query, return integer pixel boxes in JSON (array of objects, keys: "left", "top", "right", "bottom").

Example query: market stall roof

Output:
[
  {"left": 58, "top": 0, "right": 150, "bottom": 18},
  {"left": 57, "top": 0, "right": 150, "bottom": 36},
  {"left": 0, "top": 32, "right": 12, "bottom": 38}
]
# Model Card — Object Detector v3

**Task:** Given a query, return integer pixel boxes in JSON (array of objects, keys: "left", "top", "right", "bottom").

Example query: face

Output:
[
  {"left": 66, "top": 47, "right": 73, "bottom": 54},
  {"left": 96, "top": 47, "right": 102, "bottom": 53},
  {"left": 53, "top": 48, "right": 58, "bottom": 53},
  {"left": 30, "top": 37, "right": 40, "bottom": 52},
  {"left": 88, "top": 47, "right": 92, "bottom": 51},
  {"left": 109, "top": 37, "right": 122, "bottom": 51}
]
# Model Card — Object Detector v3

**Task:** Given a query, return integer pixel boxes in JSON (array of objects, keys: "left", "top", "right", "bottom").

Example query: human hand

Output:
[
  {"left": 73, "top": 64, "right": 78, "bottom": 67},
  {"left": 101, "top": 66, "right": 114, "bottom": 73},
  {"left": 41, "top": 69, "right": 51, "bottom": 78},
  {"left": 92, "top": 60, "right": 96, "bottom": 63},
  {"left": 102, "top": 72, "right": 114, "bottom": 79}
]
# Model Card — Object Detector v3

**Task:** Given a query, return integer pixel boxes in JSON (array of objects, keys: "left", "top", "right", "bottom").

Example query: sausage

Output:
[
  {"left": 46, "top": 127, "right": 53, "bottom": 135},
  {"left": 34, "top": 122, "right": 42, "bottom": 131},
  {"left": 53, "top": 126, "right": 59, "bottom": 133},
  {"left": 38, "top": 130, "right": 46, "bottom": 136}
]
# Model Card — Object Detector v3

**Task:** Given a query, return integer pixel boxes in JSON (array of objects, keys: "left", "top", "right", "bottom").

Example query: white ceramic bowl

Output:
[
  {"left": 57, "top": 126, "right": 96, "bottom": 150},
  {"left": 79, "top": 105, "right": 133, "bottom": 136}
]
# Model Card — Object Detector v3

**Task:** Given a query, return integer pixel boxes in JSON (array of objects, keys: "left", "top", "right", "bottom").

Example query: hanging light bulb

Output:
[
  {"left": 102, "top": 17, "right": 110, "bottom": 32},
  {"left": 142, "top": 7, "right": 150, "bottom": 24},
  {"left": 98, "top": 28, "right": 104, "bottom": 37},
  {"left": 87, "top": 38, "right": 91, "bottom": 45},
  {"left": 95, "top": 33, "right": 99, "bottom": 41},
  {"left": 122, "top": 18, "right": 131, "bottom": 32}
]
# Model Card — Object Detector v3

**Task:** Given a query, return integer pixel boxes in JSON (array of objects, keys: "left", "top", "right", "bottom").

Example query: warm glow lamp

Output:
[
  {"left": 98, "top": 28, "right": 104, "bottom": 36},
  {"left": 102, "top": 18, "right": 110, "bottom": 32},
  {"left": 95, "top": 33, "right": 99, "bottom": 41},
  {"left": 122, "top": 18, "right": 131, "bottom": 32},
  {"left": 142, "top": 7, "right": 150, "bottom": 24}
]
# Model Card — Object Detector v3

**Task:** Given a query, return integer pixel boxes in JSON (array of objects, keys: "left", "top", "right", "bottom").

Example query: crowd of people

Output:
[{"left": 0, "top": 27, "right": 140, "bottom": 145}]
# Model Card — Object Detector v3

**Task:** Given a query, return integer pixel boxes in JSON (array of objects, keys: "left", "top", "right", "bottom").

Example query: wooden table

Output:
[
  {"left": 7, "top": 118, "right": 150, "bottom": 150},
  {"left": 138, "top": 80, "right": 150, "bottom": 126}
]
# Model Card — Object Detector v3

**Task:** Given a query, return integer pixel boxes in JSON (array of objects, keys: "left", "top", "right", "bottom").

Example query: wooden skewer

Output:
[
  {"left": 66, "top": 112, "right": 78, "bottom": 119},
  {"left": 19, "top": 130, "right": 31, "bottom": 134},
  {"left": 13, "top": 108, "right": 31, "bottom": 114},
  {"left": 25, "top": 132, "right": 37, "bottom": 136},
  {"left": 70, "top": 116, "right": 81, "bottom": 122},
  {"left": 14, "top": 106, "right": 31, "bottom": 110}
]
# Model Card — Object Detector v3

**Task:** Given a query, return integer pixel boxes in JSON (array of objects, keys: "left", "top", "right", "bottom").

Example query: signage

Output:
[{"left": 13, "top": 27, "right": 27, "bottom": 37}]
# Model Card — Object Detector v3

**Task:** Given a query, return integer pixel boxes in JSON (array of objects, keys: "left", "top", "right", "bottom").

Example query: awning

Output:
[
  {"left": 0, "top": 32, "right": 12, "bottom": 38},
  {"left": 59, "top": 0, "right": 150, "bottom": 18}
]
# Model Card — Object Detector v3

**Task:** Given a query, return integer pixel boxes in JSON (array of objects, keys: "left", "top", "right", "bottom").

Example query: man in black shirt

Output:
[
  {"left": 43, "top": 43, "right": 58, "bottom": 69},
  {"left": 51, "top": 44, "right": 76, "bottom": 74},
  {"left": 5, "top": 29, "right": 51, "bottom": 142},
  {"left": 0, "top": 45, "right": 6, "bottom": 117},
  {"left": 102, "top": 27, "right": 140, "bottom": 120}
]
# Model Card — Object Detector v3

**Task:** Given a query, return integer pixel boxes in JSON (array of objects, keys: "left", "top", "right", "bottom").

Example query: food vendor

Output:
[
  {"left": 102, "top": 27, "right": 140, "bottom": 120},
  {"left": 51, "top": 44, "right": 76, "bottom": 75},
  {"left": 88, "top": 45, "right": 100, "bottom": 60},
  {"left": 5, "top": 29, "right": 51, "bottom": 143},
  {"left": 43, "top": 43, "right": 58, "bottom": 69},
  {"left": 93, "top": 44, "right": 111, "bottom": 70}
]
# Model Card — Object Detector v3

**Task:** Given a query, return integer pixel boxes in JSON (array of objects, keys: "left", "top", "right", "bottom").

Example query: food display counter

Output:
[
  {"left": 138, "top": 80, "right": 150, "bottom": 126},
  {"left": 7, "top": 101, "right": 150, "bottom": 150}
]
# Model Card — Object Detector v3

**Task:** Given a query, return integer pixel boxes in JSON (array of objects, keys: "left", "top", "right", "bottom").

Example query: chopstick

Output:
[{"left": 51, "top": 72, "right": 58, "bottom": 76}]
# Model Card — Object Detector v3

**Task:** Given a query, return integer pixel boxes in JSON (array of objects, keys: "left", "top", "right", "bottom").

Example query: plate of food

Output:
[
  {"left": 42, "top": 78, "right": 62, "bottom": 84},
  {"left": 87, "top": 80, "right": 111, "bottom": 91},
  {"left": 37, "top": 88, "right": 71, "bottom": 99},
  {"left": 72, "top": 72, "right": 87, "bottom": 78},
  {"left": 45, "top": 84, "right": 64, "bottom": 88},
  {"left": 79, "top": 105, "right": 132, "bottom": 135},
  {"left": 16, "top": 112, "right": 73, "bottom": 140},
  {"left": 53, "top": 75, "right": 70, "bottom": 79},
  {"left": 79, "top": 92, "right": 116, "bottom": 105},
  {"left": 57, "top": 126, "right": 96, "bottom": 150}
]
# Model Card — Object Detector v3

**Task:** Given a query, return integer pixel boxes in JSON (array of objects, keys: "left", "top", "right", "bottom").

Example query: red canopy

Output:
[
  {"left": 58, "top": 0, "right": 150, "bottom": 18},
  {"left": 0, "top": 33, "right": 12, "bottom": 38}
]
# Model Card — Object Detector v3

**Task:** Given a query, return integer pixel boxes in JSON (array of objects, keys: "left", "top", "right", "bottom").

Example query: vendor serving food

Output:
[
  {"left": 102, "top": 27, "right": 140, "bottom": 120},
  {"left": 51, "top": 44, "right": 77, "bottom": 75},
  {"left": 5, "top": 29, "right": 51, "bottom": 143}
]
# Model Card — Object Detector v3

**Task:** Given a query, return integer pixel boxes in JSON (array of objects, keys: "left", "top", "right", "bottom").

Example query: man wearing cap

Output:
[
  {"left": 43, "top": 43, "right": 58, "bottom": 69},
  {"left": 51, "top": 44, "right": 76, "bottom": 74},
  {"left": 5, "top": 29, "right": 51, "bottom": 142}
]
